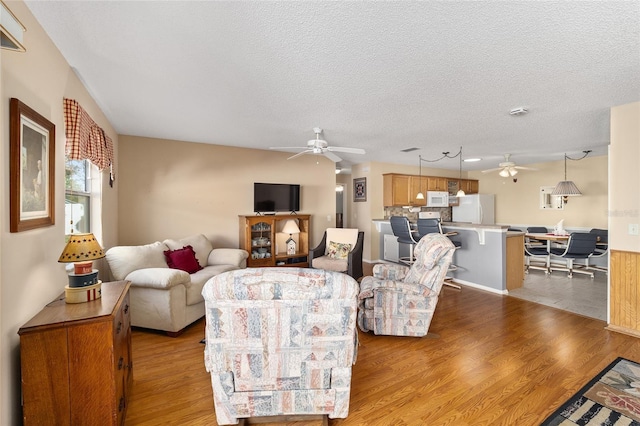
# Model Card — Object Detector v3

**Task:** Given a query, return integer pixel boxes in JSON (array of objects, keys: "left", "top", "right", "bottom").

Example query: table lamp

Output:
[
  {"left": 282, "top": 220, "right": 300, "bottom": 255},
  {"left": 58, "top": 233, "right": 105, "bottom": 303}
]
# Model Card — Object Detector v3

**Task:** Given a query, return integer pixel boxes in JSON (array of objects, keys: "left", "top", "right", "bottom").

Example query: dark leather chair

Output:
[
  {"left": 549, "top": 232, "right": 598, "bottom": 278},
  {"left": 310, "top": 228, "right": 364, "bottom": 280},
  {"left": 390, "top": 216, "right": 420, "bottom": 265}
]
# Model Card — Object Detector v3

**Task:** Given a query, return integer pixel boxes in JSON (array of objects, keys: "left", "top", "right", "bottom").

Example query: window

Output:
[{"left": 65, "top": 158, "right": 91, "bottom": 234}]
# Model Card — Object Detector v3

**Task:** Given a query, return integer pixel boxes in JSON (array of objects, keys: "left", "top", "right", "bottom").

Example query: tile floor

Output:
[{"left": 508, "top": 268, "right": 608, "bottom": 321}]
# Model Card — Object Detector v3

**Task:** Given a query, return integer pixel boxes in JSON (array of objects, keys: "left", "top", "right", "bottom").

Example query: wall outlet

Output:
[{"left": 630, "top": 224, "right": 639, "bottom": 236}]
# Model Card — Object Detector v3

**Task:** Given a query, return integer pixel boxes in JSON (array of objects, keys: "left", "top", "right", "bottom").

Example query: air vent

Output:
[{"left": 401, "top": 147, "right": 420, "bottom": 152}]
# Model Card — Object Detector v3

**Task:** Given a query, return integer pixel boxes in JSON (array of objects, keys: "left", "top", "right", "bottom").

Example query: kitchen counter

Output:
[{"left": 374, "top": 219, "right": 524, "bottom": 293}]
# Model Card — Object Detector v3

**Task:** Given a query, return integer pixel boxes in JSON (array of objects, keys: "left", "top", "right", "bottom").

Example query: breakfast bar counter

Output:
[{"left": 374, "top": 219, "right": 524, "bottom": 293}]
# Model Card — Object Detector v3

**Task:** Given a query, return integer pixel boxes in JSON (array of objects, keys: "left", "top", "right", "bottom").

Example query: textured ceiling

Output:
[{"left": 24, "top": 1, "right": 640, "bottom": 171}]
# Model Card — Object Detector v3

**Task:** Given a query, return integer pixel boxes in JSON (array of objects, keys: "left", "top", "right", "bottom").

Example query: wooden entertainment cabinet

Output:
[
  {"left": 18, "top": 281, "right": 132, "bottom": 426},
  {"left": 240, "top": 214, "right": 310, "bottom": 268}
]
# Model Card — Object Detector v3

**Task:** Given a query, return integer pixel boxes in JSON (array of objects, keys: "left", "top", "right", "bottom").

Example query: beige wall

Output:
[
  {"left": 610, "top": 102, "right": 640, "bottom": 252},
  {"left": 116, "top": 136, "right": 336, "bottom": 249},
  {"left": 468, "top": 155, "right": 608, "bottom": 229},
  {"left": 0, "top": 2, "right": 119, "bottom": 424}
]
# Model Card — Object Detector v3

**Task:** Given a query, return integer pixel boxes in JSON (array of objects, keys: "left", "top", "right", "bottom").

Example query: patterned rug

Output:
[{"left": 542, "top": 357, "right": 640, "bottom": 425}]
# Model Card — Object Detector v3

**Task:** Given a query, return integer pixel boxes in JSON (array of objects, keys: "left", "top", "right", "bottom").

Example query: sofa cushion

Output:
[
  {"left": 106, "top": 241, "right": 168, "bottom": 280},
  {"left": 125, "top": 268, "right": 190, "bottom": 289},
  {"left": 164, "top": 234, "right": 213, "bottom": 268},
  {"left": 312, "top": 255, "right": 348, "bottom": 273},
  {"left": 208, "top": 248, "right": 249, "bottom": 267},
  {"left": 187, "top": 265, "right": 240, "bottom": 305},
  {"left": 324, "top": 228, "right": 359, "bottom": 255},
  {"left": 164, "top": 245, "right": 203, "bottom": 274},
  {"left": 327, "top": 241, "right": 351, "bottom": 259}
]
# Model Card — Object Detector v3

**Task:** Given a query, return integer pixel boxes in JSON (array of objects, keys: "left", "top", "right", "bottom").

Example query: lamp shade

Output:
[
  {"left": 282, "top": 220, "right": 300, "bottom": 235},
  {"left": 551, "top": 181, "right": 582, "bottom": 197},
  {"left": 58, "top": 233, "right": 105, "bottom": 263}
]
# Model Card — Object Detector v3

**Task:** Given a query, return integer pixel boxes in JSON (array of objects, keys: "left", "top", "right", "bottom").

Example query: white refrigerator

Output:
[{"left": 452, "top": 194, "right": 495, "bottom": 224}]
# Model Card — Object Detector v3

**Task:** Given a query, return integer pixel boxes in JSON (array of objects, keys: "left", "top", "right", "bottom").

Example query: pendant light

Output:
[
  {"left": 416, "top": 155, "right": 425, "bottom": 200},
  {"left": 551, "top": 150, "right": 591, "bottom": 203},
  {"left": 456, "top": 146, "right": 465, "bottom": 197}
]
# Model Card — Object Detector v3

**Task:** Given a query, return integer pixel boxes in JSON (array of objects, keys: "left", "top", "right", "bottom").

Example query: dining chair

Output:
[
  {"left": 549, "top": 232, "right": 598, "bottom": 278},
  {"left": 587, "top": 228, "right": 608, "bottom": 274},
  {"left": 390, "top": 216, "right": 420, "bottom": 265}
]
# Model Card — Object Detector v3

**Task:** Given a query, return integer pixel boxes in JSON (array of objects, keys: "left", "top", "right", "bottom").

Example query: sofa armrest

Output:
[
  {"left": 125, "top": 268, "right": 190, "bottom": 289},
  {"left": 208, "top": 248, "right": 249, "bottom": 268}
]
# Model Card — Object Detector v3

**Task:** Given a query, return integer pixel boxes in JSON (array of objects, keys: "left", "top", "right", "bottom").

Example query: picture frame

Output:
[
  {"left": 10, "top": 98, "right": 55, "bottom": 232},
  {"left": 353, "top": 177, "right": 367, "bottom": 202}
]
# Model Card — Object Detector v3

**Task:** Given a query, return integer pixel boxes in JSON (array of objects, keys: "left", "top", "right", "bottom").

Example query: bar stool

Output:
[
  {"left": 417, "top": 218, "right": 461, "bottom": 289},
  {"left": 390, "top": 216, "right": 420, "bottom": 265}
]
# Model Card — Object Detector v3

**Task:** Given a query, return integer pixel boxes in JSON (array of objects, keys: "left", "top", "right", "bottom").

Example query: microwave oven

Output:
[{"left": 426, "top": 191, "right": 449, "bottom": 207}]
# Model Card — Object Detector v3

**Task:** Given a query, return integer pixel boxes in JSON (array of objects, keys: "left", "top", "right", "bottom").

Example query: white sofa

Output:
[{"left": 106, "top": 234, "right": 248, "bottom": 335}]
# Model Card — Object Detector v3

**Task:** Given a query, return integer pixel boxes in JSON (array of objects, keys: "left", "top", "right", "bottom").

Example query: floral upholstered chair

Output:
[
  {"left": 202, "top": 267, "right": 359, "bottom": 425},
  {"left": 357, "top": 233, "right": 455, "bottom": 337},
  {"left": 310, "top": 228, "right": 364, "bottom": 280}
]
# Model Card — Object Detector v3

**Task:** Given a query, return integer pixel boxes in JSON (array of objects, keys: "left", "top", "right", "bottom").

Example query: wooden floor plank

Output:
[{"left": 125, "top": 273, "right": 640, "bottom": 425}]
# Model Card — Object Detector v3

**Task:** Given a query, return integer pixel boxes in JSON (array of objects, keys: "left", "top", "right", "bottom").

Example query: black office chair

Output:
[
  {"left": 417, "top": 218, "right": 461, "bottom": 289},
  {"left": 587, "top": 228, "right": 608, "bottom": 273},
  {"left": 390, "top": 216, "right": 420, "bottom": 265},
  {"left": 549, "top": 232, "right": 598, "bottom": 278}
]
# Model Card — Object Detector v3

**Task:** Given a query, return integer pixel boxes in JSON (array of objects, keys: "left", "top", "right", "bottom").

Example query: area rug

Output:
[{"left": 541, "top": 357, "right": 640, "bottom": 425}]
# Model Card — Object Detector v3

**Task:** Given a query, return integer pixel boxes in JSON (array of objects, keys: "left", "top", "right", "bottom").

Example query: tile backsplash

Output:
[{"left": 384, "top": 207, "right": 452, "bottom": 222}]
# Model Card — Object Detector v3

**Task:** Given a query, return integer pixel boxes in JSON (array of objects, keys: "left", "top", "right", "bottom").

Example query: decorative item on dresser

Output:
[
  {"left": 18, "top": 281, "right": 132, "bottom": 426},
  {"left": 57, "top": 232, "right": 106, "bottom": 303}
]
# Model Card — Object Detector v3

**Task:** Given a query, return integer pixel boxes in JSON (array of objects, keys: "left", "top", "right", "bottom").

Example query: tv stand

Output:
[{"left": 239, "top": 214, "right": 310, "bottom": 268}]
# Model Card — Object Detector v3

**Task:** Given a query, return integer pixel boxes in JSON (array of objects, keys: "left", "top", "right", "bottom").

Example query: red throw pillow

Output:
[{"left": 164, "top": 245, "right": 203, "bottom": 274}]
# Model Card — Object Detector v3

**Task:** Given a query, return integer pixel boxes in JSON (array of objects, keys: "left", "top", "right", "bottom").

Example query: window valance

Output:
[{"left": 63, "top": 98, "right": 115, "bottom": 185}]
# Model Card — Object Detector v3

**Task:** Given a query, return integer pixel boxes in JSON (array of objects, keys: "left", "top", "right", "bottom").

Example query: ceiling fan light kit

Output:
[{"left": 269, "top": 127, "right": 365, "bottom": 163}]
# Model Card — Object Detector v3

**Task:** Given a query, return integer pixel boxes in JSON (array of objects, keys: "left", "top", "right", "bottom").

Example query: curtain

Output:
[{"left": 63, "top": 98, "right": 115, "bottom": 186}]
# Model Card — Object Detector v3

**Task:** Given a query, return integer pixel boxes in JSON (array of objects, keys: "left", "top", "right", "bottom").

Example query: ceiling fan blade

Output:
[
  {"left": 481, "top": 167, "right": 502, "bottom": 174},
  {"left": 514, "top": 165, "right": 538, "bottom": 171},
  {"left": 270, "top": 146, "right": 306, "bottom": 151},
  {"left": 323, "top": 151, "right": 342, "bottom": 162},
  {"left": 327, "top": 146, "right": 366, "bottom": 155},
  {"left": 287, "top": 150, "right": 311, "bottom": 160}
]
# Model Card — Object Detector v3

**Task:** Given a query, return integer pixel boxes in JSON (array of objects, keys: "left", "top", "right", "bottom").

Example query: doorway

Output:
[{"left": 336, "top": 184, "right": 345, "bottom": 228}]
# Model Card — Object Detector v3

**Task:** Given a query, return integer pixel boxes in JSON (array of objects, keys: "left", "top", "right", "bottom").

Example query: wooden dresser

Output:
[{"left": 18, "top": 281, "right": 133, "bottom": 426}]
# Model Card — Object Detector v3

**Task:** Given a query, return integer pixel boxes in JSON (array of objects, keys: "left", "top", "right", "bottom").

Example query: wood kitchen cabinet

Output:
[
  {"left": 18, "top": 281, "right": 132, "bottom": 426},
  {"left": 384, "top": 173, "right": 478, "bottom": 207},
  {"left": 239, "top": 214, "right": 310, "bottom": 267}
]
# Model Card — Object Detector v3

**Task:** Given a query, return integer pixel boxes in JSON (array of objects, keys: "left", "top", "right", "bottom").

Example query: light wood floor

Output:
[{"left": 125, "top": 268, "right": 640, "bottom": 426}]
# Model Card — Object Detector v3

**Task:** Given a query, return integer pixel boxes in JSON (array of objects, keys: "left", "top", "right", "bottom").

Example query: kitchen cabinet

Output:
[
  {"left": 384, "top": 173, "right": 478, "bottom": 207},
  {"left": 18, "top": 281, "right": 132, "bottom": 426},
  {"left": 239, "top": 214, "right": 310, "bottom": 267}
]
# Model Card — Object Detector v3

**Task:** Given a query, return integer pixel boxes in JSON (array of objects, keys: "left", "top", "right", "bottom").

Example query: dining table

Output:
[{"left": 525, "top": 233, "right": 570, "bottom": 253}]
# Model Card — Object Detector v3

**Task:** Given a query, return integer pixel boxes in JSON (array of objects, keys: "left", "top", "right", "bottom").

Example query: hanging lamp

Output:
[
  {"left": 551, "top": 150, "right": 591, "bottom": 203},
  {"left": 416, "top": 155, "right": 425, "bottom": 200},
  {"left": 456, "top": 146, "right": 465, "bottom": 197}
]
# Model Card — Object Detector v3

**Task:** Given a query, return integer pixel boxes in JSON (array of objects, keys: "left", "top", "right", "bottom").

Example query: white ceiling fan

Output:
[
  {"left": 269, "top": 127, "right": 365, "bottom": 163},
  {"left": 481, "top": 154, "right": 537, "bottom": 177}
]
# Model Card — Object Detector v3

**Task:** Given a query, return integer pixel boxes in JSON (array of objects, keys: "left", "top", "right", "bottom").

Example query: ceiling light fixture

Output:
[
  {"left": 456, "top": 146, "right": 465, "bottom": 197},
  {"left": 551, "top": 150, "right": 591, "bottom": 203},
  {"left": 509, "top": 107, "right": 528, "bottom": 116},
  {"left": 416, "top": 155, "right": 425, "bottom": 200},
  {"left": 464, "top": 158, "right": 481, "bottom": 162}
]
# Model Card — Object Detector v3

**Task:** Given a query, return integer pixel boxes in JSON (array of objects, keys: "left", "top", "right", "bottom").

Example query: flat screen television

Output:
[{"left": 253, "top": 183, "right": 300, "bottom": 213}]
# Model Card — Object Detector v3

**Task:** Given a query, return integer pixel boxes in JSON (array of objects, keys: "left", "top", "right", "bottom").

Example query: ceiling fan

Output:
[
  {"left": 481, "top": 154, "right": 537, "bottom": 177},
  {"left": 269, "top": 127, "right": 365, "bottom": 163}
]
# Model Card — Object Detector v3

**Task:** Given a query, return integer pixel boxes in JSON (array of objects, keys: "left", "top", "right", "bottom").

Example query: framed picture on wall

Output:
[
  {"left": 10, "top": 98, "right": 55, "bottom": 232},
  {"left": 353, "top": 177, "right": 367, "bottom": 202}
]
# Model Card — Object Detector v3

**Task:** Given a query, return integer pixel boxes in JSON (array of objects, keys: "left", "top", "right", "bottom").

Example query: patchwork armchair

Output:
[
  {"left": 202, "top": 267, "right": 359, "bottom": 425},
  {"left": 358, "top": 233, "right": 455, "bottom": 337}
]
